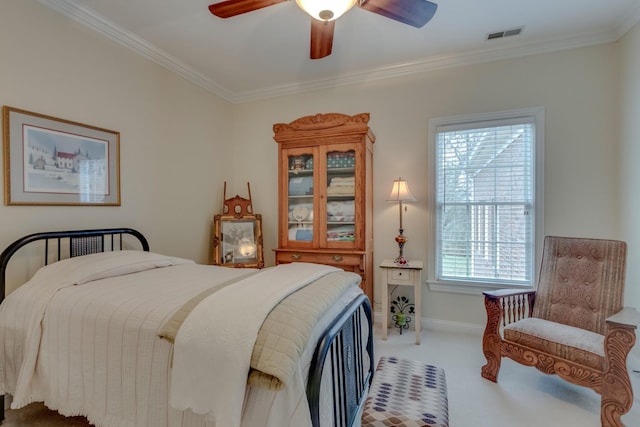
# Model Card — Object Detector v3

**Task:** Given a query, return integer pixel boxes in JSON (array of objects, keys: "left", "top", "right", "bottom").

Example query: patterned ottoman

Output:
[{"left": 361, "top": 356, "right": 449, "bottom": 427}]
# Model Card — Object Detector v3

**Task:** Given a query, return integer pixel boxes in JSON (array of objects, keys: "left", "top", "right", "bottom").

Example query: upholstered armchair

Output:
[{"left": 481, "top": 236, "right": 639, "bottom": 427}]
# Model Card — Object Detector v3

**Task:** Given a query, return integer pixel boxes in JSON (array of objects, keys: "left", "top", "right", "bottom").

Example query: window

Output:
[{"left": 428, "top": 108, "right": 544, "bottom": 293}]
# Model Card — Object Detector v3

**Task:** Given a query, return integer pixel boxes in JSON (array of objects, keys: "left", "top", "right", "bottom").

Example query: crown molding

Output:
[
  {"left": 232, "top": 27, "right": 619, "bottom": 103},
  {"left": 38, "top": 0, "right": 630, "bottom": 104},
  {"left": 37, "top": 0, "right": 235, "bottom": 101},
  {"left": 615, "top": 2, "right": 640, "bottom": 39}
]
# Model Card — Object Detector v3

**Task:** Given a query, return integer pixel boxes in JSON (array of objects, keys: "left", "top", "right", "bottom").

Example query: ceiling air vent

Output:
[{"left": 487, "top": 27, "right": 523, "bottom": 40}]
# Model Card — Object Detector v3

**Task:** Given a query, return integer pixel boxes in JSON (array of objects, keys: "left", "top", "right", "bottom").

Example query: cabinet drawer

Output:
[
  {"left": 276, "top": 251, "right": 362, "bottom": 267},
  {"left": 387, "top": 268, "right": 414, "bottom": 284}
]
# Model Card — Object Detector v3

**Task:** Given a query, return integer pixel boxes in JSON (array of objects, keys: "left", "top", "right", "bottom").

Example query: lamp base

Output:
[
  {"left": 394, "top": 231, "right": 408, "bottom": 265},
  {"left": 394, "top": 255, "right": 408, "bottom": 266}
]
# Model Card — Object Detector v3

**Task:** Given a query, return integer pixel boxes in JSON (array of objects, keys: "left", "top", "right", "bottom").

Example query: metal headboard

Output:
[
  {"left": 0, "top": 228, "right": 148, "bottom": 422},
  {"left": 0, "top": 228, "right": 149, "bottom": 301}
]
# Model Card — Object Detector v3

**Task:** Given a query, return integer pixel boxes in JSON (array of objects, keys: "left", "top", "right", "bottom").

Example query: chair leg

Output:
[
  {"left": 600, "top": 324, "right": 636, "bottom": 427},
  {"left": 481, "top": 295, "right": 502, "bottom": 382}
]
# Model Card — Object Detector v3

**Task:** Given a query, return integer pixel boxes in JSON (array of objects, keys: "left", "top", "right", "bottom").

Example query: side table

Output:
[{"left": 380, "top": 259, "right": 423, "bottom": 344}]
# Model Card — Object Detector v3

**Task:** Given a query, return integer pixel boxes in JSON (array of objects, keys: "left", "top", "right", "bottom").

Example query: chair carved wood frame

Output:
[{"left": 481, "top": 236, "right": 639, "bottom": 427}]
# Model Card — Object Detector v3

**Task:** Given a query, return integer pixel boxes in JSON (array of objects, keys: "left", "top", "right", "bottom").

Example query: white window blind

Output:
[{"left": 434, "top": 112, "right": 540, "bottom": 287}]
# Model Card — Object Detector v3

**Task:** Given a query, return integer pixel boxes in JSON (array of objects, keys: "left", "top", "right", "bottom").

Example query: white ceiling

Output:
[{"left": 39, "top": 0, "right": 640, "bottom": 103}]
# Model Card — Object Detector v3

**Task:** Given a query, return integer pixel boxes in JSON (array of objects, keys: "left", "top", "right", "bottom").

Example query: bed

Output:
[{"left": 0, "top": 228, "right": 373, "bottom": 427}]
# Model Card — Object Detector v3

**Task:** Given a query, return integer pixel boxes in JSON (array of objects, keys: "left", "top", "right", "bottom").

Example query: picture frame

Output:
[
  {"left": 211, "top": 214, "right": 264, "bottom": 268},
  {"left": 3, "top": 106, "right": 120, "bottom": 206}
]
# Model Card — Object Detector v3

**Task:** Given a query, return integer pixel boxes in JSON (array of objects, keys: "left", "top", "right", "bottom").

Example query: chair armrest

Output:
[
  {"left": 483, "top": 288, "right": 536, "bottom": 299},
  {"left": 483, "top": 288, "right": 536, "bottom": 326},
  {"left": 606, "top": 307, "right": 640, "bottom": 329}
]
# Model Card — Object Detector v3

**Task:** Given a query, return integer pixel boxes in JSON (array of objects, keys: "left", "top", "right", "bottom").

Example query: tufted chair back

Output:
[{"left": 532, "top": 236, "right": 627, "bottom": 334}]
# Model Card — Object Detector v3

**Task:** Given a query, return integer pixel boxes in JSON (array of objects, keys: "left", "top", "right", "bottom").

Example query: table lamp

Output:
[{"left": 387, "top": 177, "right": 416, "bottom": 265}]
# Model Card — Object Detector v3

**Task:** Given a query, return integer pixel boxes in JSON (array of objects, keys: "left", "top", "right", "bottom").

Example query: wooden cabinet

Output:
[{"left": 273, "top": 113, "right": 374, "bottom": 302}]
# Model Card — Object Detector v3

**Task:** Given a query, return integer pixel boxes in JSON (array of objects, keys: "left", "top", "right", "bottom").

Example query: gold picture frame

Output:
[
  {"left": 211, "top": 214, "right": 264, "bottom": 268},
  {"left": 3, "top": 106, "right": 120, "bottom": 206},
  {"left": 210, "top": 182, "right": 264, "bottom": 268}
]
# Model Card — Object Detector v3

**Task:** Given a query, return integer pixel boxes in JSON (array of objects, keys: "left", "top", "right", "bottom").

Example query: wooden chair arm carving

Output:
[
  {"left": 602, "top": 307, "right": 638, "bottom": 427},
  {"left": 483, "top": 288, "right": 536, "bottom": 326},
  {"left": 481, "top": 289, "right": 536, "bottom": 383}
]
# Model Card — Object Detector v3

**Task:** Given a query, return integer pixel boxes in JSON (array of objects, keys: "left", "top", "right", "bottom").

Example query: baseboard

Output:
[
  {"left": 631, "top": 351, "right": 640, "bottom": 406},
  {"left": 630, "top": 350, "right": 640, "bottom": 374},
  {"left": 421, "top": 317, "right": 485, "bottom": 335},
  {"left": 373, "top": 310, "right": 484, "bottom": 336}
]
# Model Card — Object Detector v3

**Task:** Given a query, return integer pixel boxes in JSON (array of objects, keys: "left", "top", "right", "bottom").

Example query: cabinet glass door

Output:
[
  {"left": 325, "top": 149, "right": 356, "bottom": 245},
  {"left": 286, "top": 150, "right": 315, "bottom": 244}
]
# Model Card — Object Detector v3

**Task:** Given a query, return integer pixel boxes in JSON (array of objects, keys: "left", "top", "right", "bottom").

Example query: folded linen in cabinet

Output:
[
  {"left": 288, "top": 227, "right": 313, "bottom": 241},
  {"left": 326, "top": 186, "right": 355, "bottom": 196},
  {"left": 327, "top": 200, "right": 355, "bottom": 221},
  {"left": 327, "top": 225, "right": 355, "bottom": 241},
  {"left": 295, "top": 229, "right": 313, "bottom": 241},
  {"left": 289, "top": 176, "right": 313, "bottom": 195},
  {"left": 329, "top": 176, "right": 355, "bottom": 187}
]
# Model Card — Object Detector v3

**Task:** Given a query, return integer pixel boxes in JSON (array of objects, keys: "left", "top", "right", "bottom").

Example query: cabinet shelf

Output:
[
  {"left": 326, "top": 194, "right": 355, "bottom": 200},
  {"left": 288, "top": 169, "right": 313, "bottom": 176},
  {"left": 327, "top": 167, "right": 355, "bottom": 173},
  {"left": 287, "top": 194, "right": 314, "bottom": 199}
]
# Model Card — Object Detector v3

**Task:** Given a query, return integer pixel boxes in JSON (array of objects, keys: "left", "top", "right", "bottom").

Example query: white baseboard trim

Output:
[
  {"left": 630, "top": 352, "right": 640, "bottom": 371},
  {"left": 373, "top": 310, "right": 484, "bottom": 336},
  {"left": 422, "top": 317, "right": 485, "bottom": 335}
]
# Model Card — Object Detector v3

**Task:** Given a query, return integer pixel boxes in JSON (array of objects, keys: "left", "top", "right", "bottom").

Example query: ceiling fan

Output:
[{"left": 208, "top": 0, "right": 438, "bottom": 59}]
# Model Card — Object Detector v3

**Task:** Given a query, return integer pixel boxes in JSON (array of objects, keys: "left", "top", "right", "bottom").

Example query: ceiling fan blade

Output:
[
  {"left": 208, "top": 0, "right": 287, "bottom": 18},
  {"left": 358, "top": 0, "right": 437, "bottom": 28},
  {"left": 310, "top": 19, "right": 335, "bottom": 60}
]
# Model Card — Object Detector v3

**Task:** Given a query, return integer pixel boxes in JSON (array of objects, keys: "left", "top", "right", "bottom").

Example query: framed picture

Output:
[
  {"left": 211, "top": 214, "right": 264, "bottom": 268},
  {"left": 3, "top": 106, "right": 120, "bottom": 206}
]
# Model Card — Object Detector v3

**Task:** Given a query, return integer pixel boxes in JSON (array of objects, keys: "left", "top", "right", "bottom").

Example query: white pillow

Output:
[{"left": 30, "top": 250, "right": 195, "bottom": 286}]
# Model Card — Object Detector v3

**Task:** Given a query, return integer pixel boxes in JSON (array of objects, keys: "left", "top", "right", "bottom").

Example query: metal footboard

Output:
[{"left": 307, "top": 293, "right": 374, "bottom": 427}]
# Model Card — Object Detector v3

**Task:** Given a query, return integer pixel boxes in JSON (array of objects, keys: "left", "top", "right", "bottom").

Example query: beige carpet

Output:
[{"left": 2, "top": 326, "right": 639, "bottom": 426}]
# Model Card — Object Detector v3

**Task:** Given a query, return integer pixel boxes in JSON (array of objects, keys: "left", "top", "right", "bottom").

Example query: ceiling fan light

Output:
[{"left": 295, "top": 0, "right": 357, "bottom": 22}]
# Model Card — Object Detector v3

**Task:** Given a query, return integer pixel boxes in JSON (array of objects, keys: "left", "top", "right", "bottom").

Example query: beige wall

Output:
[
  {"left": 620, "top": 22, "right": 640, "bottom": 312},
  {"left": 1, "top": 1, "right": 637, "bottom": 329},
  {"left": 0, "top": 0, "right": 234, "bottom": 288},
  {"left": 233, "top": 44, "right": 622, "bottom": 325}
]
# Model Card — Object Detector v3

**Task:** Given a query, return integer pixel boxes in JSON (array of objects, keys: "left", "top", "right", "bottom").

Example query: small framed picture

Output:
[{"left": 211, "top": 214, "right": 264, "bottom": 268}]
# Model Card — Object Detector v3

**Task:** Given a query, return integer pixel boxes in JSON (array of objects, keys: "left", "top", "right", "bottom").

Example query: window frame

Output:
[{"left": 426, "top": 107, "right": 545, "bottom": 295}]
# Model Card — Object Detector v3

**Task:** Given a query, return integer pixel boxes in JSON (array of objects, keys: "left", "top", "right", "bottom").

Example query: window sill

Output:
[{"left": 426, "top": 280, "right": 533, "bottom": 295}]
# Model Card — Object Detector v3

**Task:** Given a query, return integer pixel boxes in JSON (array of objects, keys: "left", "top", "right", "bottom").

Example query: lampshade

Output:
[
  {"left": 387, "top": 178, "right": 416, "bottom": 203},
  {"left": 295, "top": 0, "right": 357, "bottom": 21}
]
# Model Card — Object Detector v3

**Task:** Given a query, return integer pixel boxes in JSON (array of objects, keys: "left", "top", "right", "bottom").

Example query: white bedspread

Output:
[
  {"left": 0, "top": 251, "right": 364, "bottom": 427},
  {"left": 170, "top": 262, "right": 340, "bottom": 427},
  {"left": 0, "top": 250, "right": 195, "bottom": 409}
]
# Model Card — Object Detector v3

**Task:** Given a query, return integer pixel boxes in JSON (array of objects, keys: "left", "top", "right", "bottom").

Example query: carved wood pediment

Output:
[{"left": 273, "top": 113, "right": 373, "bottom": 143}]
